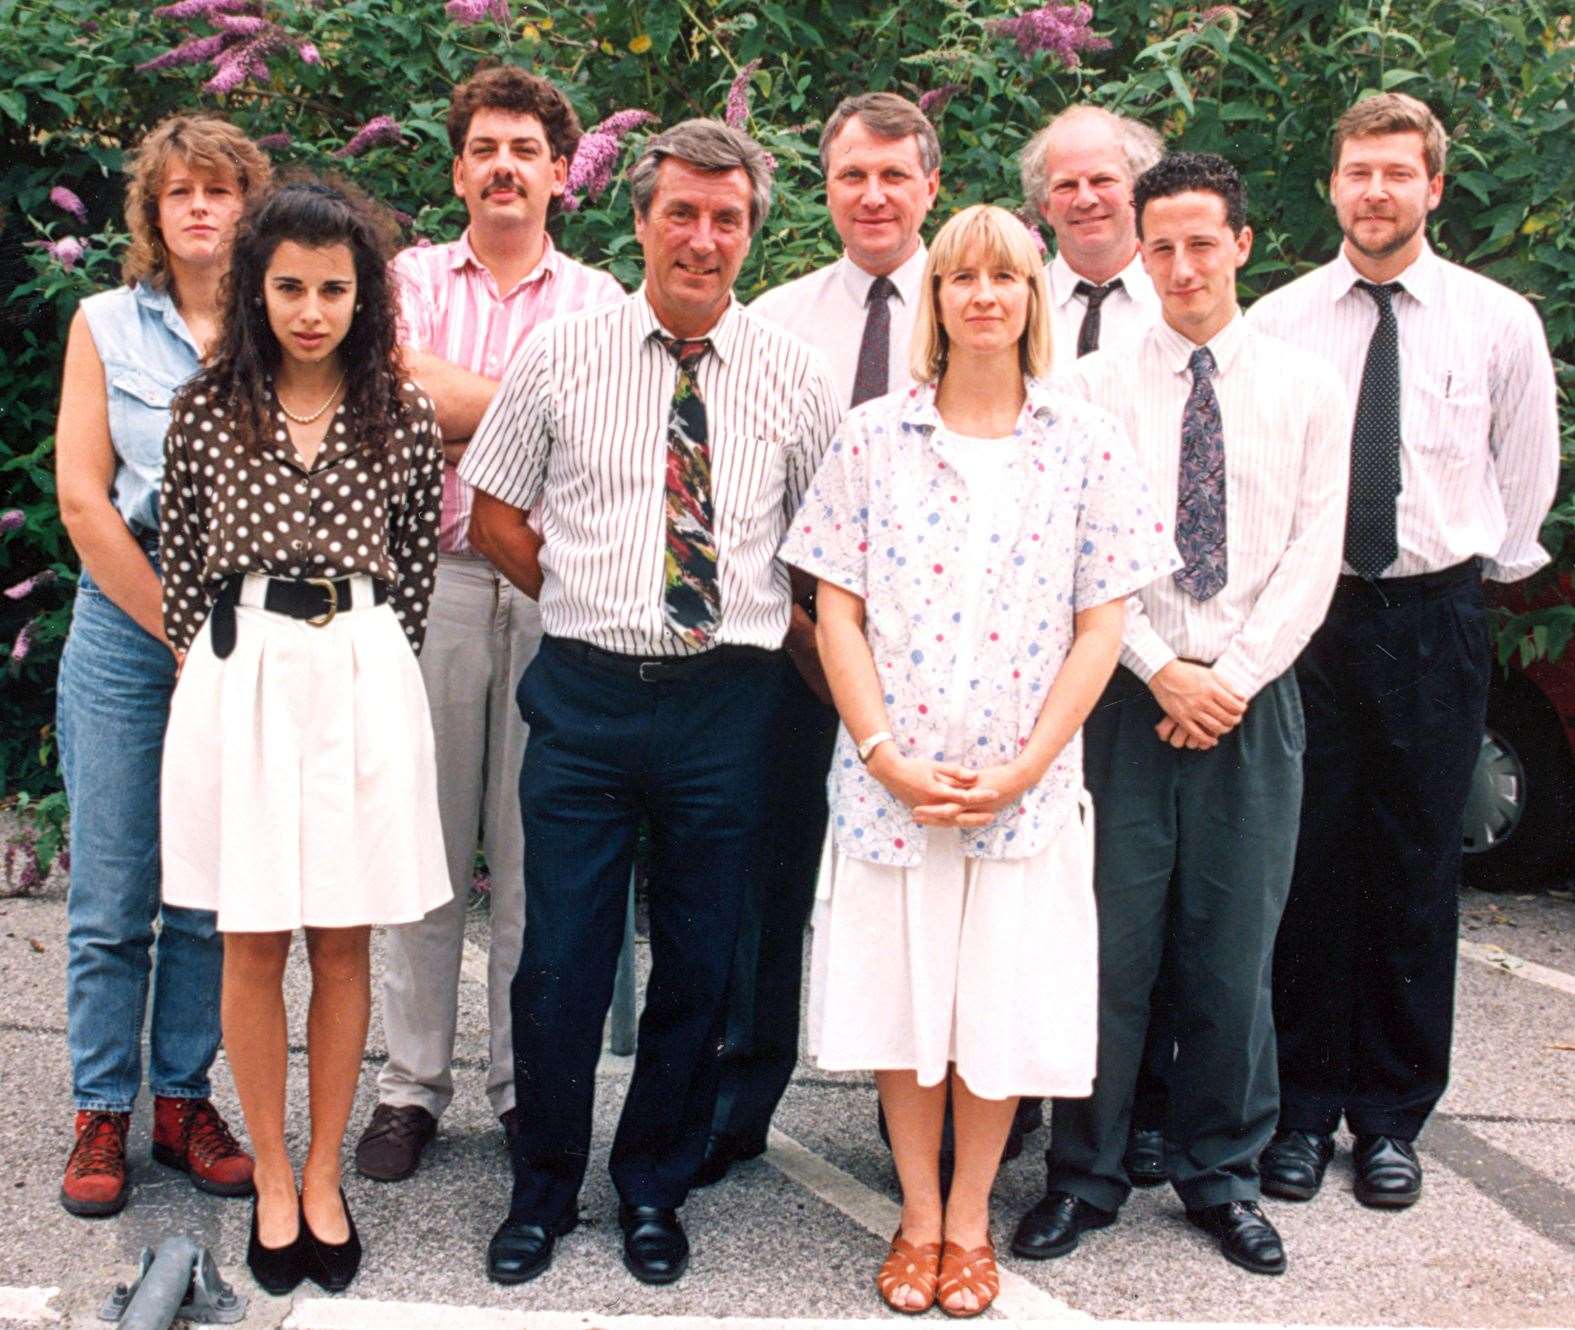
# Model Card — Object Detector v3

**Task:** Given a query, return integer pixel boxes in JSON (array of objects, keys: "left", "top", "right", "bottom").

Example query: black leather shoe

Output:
[
  {"left": 1259, "top": 1129, "right": 1335, "bottom": 1201},
  {"left": 692, "top": 1134, "right": 766, "bottom": 1189},
  {"left": 1122, "top": 1127, "right": 1167, "bottom": 1187},
  {"left": 487, "top": 1205, "right": 579, "bottom": 1285},
  {"left": 1353, "top": 1135, "right": 1422, "bottom": 1209},
  {"left": 303, "top": 1188, "right": 363, "bottom": 1293},
  {"left": 247, "top": 1197, "right": 306, "bottom": 1296},
  {"left": 1010, "top": 1191, "right": 1116, "bottom": 1260},
  {"left": 619, "top": 1204, "right": 689, "bottom": 1284},
  {"left": 1186, "top": 1200, "right": 1286, "bottom": 1276}
]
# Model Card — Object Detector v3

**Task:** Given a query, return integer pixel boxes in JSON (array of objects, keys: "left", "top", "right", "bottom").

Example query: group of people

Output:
[{"left": 52, "top": 59, "right": 1558, "bottom": 1316}]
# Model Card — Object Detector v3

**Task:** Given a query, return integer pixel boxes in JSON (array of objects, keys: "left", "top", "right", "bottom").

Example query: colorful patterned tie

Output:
[
  {"left": 851, "top": 275, "right": 896, "bottom": 407},
  {"left": 1173, "top": 346, "right": 1228, "bottom": 601},
  {"left": 1073, "top": 278, "right": 1123, "bottom": 357},
  {"left": 1346, "top": 281, "right": 1403, "bottom": 576},
  {"left": 657, "top": 335, "right": 722, "bottom": 647}
]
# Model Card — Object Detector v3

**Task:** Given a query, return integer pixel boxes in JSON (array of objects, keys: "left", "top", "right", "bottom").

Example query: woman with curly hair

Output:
[
  {"left": 158, "top": 176, "right": 448, "bottom": 1294},
  {"left": 54, "top": 112, "right": 269, "bottom": 1221}
]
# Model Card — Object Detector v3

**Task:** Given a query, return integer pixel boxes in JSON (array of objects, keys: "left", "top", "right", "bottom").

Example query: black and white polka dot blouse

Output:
[{"left": 159, "top": 379, "right": 443, "bottom": 655}]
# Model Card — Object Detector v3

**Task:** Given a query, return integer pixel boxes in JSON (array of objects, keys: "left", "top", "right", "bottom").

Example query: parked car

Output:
[{"left": 1461, "top": 571, "right": 1575, "bottom": 888}]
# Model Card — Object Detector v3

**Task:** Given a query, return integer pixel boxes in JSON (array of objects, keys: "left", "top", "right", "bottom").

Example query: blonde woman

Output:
[{"left": 781, "top": 204, "right": 1176, "bottom": 1316}]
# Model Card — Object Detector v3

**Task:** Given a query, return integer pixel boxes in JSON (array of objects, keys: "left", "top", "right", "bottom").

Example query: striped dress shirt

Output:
[
  {"left": 1062, "top": 315, "right": 1351, "bottom": 700},
  {"left": 393, "top": 231, "right": 623, "bottom": 554},
  {"left": 1045, "top": 248, "right": 1160, "bottom": 371},
  {"left": 1246, "top": 242, "right": 1559, "bottom": 582},
  {"left": 458, "top": 288, "right": 843, "bottom": 657}
]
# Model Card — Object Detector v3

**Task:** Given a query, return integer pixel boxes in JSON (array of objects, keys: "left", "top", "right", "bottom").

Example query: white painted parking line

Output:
[
  {"left": 1459, "top": 939, "right": 1575, "bottom": 998},
  {"left": 0, "top": 1287, "right": 57, "bottom": 1321}
]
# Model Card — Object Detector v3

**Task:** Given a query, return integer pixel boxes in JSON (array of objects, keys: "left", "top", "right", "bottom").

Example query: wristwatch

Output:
[{"left": 857, "top": 730, "right": 894, "bottom": 764}]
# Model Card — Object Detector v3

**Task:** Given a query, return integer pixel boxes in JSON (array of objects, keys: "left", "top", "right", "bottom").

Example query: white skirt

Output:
[
  {"left": 807, "top": 795, "right": 1098, "bottom": 1101},
  {"left": 161, "top": 577, "right": 450, "bottom": 932}
]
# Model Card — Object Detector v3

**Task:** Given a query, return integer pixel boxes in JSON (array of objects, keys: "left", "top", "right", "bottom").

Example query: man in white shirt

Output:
[
  {"left": 460, "top": 119, "right": 841, "bottom": 1287},
  {"left": 694, "top": 90, "right": 938, "bottom": 1190},
  {"left": 1019, "top": 105, "right": 1163, "bottom": 363},
  {"left": 1012, "top": 153, "right": 1349, "bottom": 1277},
  {"left": 1249, "top": 93, "right": 1558, "bottom": 1211}
]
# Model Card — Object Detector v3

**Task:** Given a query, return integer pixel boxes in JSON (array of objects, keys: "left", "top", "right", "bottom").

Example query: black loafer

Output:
[
  {"left": 247, "top": 1197, "right": 306, "bottom": 1297},
  {"left": 303, "top": 1188, "right": 363, "bottom": 1293},
  {"left": 692, "top": 1133, "right": 766, "bottom": 1189},
  {"left": 1353, "top": 1135, "right": 1422, "bottom": 1209},
  {"left": 1259, "top": 1129, "right": 1335, "bottom": 1201},
  {"left": 619, "top": 1204, "right": 689, "bottom": 1284},
  {"left": 487, "top": 1205, "right": 579, "bottom": 1285},
  {"left": 1122, "top": 1127, "right": 1167, "bottom": 1188},
  {"left": 1010, "top": 1190, "right": 1116, "bottom": 1260},
  {"left": 1186, "top": 1200, "right": 1286, "bottom": 1276}
]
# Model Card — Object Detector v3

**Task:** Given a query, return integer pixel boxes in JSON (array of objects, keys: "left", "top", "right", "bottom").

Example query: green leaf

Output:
[
  {"left": 1380, "top": 68, "right": 1421, "bottom": 89},
  {"left": 1164, "top": 67, "right": 1194, "bottom": 115},
  {"left": 0, "top": 89, "right": 23, "bottom": 123}
]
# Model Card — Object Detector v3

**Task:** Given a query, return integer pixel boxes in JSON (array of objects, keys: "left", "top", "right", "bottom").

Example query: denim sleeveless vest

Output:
[{"left": 78, "top": 283, "right": 202, "bottom": 535}]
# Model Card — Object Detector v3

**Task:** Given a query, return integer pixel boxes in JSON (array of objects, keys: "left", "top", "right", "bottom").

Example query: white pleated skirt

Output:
[
  {"left": 161, "top": 579, "right": 450, "bottom": 933},
  {"left": 807, "top": 795, "right": 1098, "bottom": 1101}
]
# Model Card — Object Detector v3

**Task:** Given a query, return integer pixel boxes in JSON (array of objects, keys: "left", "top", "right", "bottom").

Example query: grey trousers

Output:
[
  {"left": 1048, "top": 666, "right": 1303, "bottom": 1212},
  {"left": 378, "top": 555, "right": 542, "bottom": 1119}
]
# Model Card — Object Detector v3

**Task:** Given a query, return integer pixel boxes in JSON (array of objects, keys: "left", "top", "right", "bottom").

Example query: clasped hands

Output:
[
  {"left": 866, "top": 745, "right": 1034, "bottom": 828},
  {"left": 1148, "top": 659, "right": 1246, "bottom": 750}
]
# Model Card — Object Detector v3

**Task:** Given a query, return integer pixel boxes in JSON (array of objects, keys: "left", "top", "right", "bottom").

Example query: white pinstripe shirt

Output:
[
  {"left": 458, "top": 288, "right": 843, "bottom": 656},
  {"left": 1046, "top": 249, "right": 1160, "bottom": 370},
  {"left": 1246, "top": 242, "right": 1559, "bottom": 582},
  {"left": 1062, "top": 315, "right": 1351, "bottom": 700}
]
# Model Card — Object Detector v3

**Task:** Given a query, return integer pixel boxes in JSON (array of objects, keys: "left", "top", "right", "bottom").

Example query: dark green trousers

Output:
[{"left": 1047, "top": 666, "right": 1304, "bottom": 1212}]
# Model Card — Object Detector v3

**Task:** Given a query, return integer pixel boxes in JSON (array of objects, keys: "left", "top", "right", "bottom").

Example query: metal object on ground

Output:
[{"left": 99, "top": 1235, "right": 245, "bottom": 1326}]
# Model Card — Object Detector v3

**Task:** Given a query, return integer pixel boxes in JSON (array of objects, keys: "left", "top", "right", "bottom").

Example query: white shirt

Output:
[
  {"left": 1063, "top": 315, "right": 1350, "bottom": 701},
  {"left": 750, "top": 246, "right": 927, "bottom": 410},
  {"left": 1046, "top": 249, "right": 1160, "bottom": 371},
  {"left": 459, "top": 288, "right": 842, "bottom": 657},
  {"left": 1246, "top": 242, "right": 1559, "bottom": 583}
]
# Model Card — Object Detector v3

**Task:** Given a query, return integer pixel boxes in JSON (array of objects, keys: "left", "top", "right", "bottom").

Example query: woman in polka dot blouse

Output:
[{"left": 157, "top": 177, "right": 449, "bottom": 1295}]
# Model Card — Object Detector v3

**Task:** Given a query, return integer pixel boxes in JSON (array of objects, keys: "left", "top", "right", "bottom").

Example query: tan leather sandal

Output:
[
  {"left": 938, "top": 1239, "right": 999, "bottom": 1318},
  {"left": 877, "top": 1231, "right": 942, "bottom": 1315}
]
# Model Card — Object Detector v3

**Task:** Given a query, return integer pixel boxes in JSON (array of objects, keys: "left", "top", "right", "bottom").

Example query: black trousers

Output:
[
  {"left": 709, "top": 669, "right": 839, "bottom": 1149},
  {"left": 506, "top": 638, "right": 786, "bottom": 1223},
  {"left": 1273, "top": 566, "right": 1491, "bottom": 1141}
]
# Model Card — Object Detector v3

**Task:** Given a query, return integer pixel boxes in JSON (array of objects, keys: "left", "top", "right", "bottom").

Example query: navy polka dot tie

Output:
[{"left": 1346, "top": 281, "right": 1403, "bottom": 576}]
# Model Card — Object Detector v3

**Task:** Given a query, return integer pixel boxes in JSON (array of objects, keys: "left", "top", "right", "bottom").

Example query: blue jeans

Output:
[{"left": 57, "top": 565, "right": 222, "bottom": 1112}]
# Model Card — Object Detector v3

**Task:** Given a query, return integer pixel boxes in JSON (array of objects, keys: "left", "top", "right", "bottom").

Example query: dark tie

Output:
[
  {"left": 850, "top": 275, "right": 896, "bottom": 407},
  {"left": 1346, "top": 281, "right": 1403, "bottom": 576},
  {"left": 656, "top": 335, "right": 722, "bottom": 647},
  {"left": 1073, "top": 278, "right": 1123, "bottom": 357},
  {"left": 1174, "top": 346, "right": 1228, "bottom": 601}
]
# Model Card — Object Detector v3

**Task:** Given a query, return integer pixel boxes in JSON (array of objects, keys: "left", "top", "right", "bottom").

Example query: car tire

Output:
[{"left": 1461, "top": 682, "right": 1575, "bottom": 889}]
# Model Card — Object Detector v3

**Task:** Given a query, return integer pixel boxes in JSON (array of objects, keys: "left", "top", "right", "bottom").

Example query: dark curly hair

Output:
[
  {"left": 180, "top": 173, "right": 413, "bottom": 457},
  {"left": 1133, "top": 151, "right": 1248, "bottom": 239},
  {"left": 446, "top": 63, "right": 583, "bottom": 217}
]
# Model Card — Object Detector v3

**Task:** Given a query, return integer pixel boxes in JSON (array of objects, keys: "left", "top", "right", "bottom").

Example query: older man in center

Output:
[{"left": 460, "top": 119, "right": 841, "bottom": 1287}]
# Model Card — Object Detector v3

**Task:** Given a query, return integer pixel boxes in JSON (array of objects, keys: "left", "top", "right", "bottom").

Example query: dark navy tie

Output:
[
  {"left": 1073, "top": 278, "right": 1123, "bottom": 357},
  {"left": 1346, "top": 281, "right": 1403, "bottom": 576}
]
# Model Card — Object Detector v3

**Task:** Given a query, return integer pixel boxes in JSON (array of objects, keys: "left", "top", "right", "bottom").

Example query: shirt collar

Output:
[
  {"left": 837, "top": 243, "right": 928, "bottom": 308},
  {"left": 1047, "top": 248, "right": 1146, "bottom": 310},
  {"left": 1151, "top": 309, "right": 1249, "bottom": 378},
  {"left": 634, "top": 285, "right": 742, "bottom": 365},
  {"left": 896, "top": 374, "right": 1069, "bottom": 439},
  {"left": 1328, "top": 239, "right": 1439, "bottom": 307},
  {"left": 452, "top": 228, "right": 561, "bottom": 297},
  {"left": 134, "top": 280, "right": 201, "bottom": 357}
]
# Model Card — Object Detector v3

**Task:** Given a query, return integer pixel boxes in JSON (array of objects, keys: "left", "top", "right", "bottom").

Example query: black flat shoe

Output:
[
  {"left": 619, "top": 1204, "right": 689, "bottom": 1284},
  {"left": 1260, "top": 1129, "right": 1335, "bottom": 1201},
  {"left": 1186, "top": 1200, "right": 1286, "bottom": 1276},
  {"left": 303, "top": 1187, "right": 362, "bottom": 1293},
  {"left": 693, "top": 1133, "right": 767, "bottom": 1189},
  {"left": 487, "top": 1205, "right": 579, "bottom": 1284},
  {"left": 1123, "top": 1127, "right": 1167, "bottom": 1188},
  {"left": 1353, "top": 1135, "right": 1422, "bottom": 1209},
  {"left": 246, "top": 1196, "right": 306, "bottom": 1296},
  {"left": 1009, "top": 1191, "right": 1116, "bottom": 1260}
]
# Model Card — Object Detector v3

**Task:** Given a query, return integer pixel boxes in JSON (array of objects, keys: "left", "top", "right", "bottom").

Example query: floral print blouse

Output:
[
  {"left": 780, "top": 379, "right": 1179, "bottom": 867},
  {"left": 160, "top": 379, "right": 443, "bottom": 655}
]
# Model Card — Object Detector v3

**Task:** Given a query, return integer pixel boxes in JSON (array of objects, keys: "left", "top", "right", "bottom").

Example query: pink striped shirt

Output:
[{"left": 394, "top": 230, "right": 623, "bottom": 554}]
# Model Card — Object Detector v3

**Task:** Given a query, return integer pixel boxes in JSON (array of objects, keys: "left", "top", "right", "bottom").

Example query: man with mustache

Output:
[
  {"left": 1249, "top": 92, "right": 1558, "bottom": 1211},
  {"left": 353, "top": 63, "right": 621, "bottom": 1185}
]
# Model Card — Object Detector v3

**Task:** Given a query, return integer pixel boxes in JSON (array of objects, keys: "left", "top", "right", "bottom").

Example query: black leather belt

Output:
[
  {"left": 550, "top": 636, "right": 779, "bottom": 683},
  {"left": 1335, "top": 557, "right": 1480, "bottom": 605},
  {"left": 208, "top": 574, "right": 388, "bottom": 658}
]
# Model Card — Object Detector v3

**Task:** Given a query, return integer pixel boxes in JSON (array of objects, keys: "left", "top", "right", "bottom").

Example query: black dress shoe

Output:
[
  {"left": 1010, "top": 1191, "right": 1116, "bottom": 1260},
  {"left": 487, "top": 1205, "right": 579, "bottom": 1285},
  {"left": 1353, "top": 1135, "right": 1422, "bottom": 1209},
  {"left": 692, "top": 1133, "right": 766, "bottom": 1189},
  {"left": 1259, "top": 1129, "right": 1335, "bottom": 1201},
  {"left": 619, "top": 1204, "right": 689, "bottom": 1284},
  {"left": 1122, "top": 1127, "right": 1167, "bottom": 1188},
  {"left": 1186, "top": 1200, "right": 1286, "bottom": 1276},
  {"left": 303, "top": 1188, "right": 363, "bottom": 1293},
  {"left": 247, "top": 1197, "right": 306, "bottom": 1296}
]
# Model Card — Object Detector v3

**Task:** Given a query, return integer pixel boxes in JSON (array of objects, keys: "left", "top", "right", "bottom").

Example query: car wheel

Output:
[{"left": 1461, "top": 683, "right": 1575, "bottom": 889}]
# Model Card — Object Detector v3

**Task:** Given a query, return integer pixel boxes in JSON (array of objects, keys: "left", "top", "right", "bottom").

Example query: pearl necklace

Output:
[{"left": 276, "top": 374, "right": 346, "bottom": 425}]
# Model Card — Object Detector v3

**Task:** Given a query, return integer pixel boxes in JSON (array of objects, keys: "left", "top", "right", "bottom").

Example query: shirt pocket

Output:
[
  {"left": 1408, "top": 371, "right": 1491, "bottom": 459},
  {"left": 711, "top": 429, "right": 790, "bottom": 541},
  {"left": 105, "top": 366, "right": 180, "bottom": 472}
]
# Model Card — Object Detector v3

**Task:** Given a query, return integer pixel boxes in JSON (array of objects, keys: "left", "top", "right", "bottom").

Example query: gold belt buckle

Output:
[{"left": 306, "top": 577, "right": 340, "bottom": 627}]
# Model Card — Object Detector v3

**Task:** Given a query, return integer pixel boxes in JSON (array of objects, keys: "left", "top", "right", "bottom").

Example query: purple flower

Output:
[
  {"left": 3, "top": 836, "right": 41, "bottom": 896},
  {"left": 10, "top": 619, "right": 35, "bottom": 663},
  {"left": 918, "top": 84, "right": 964, "bottom": 118},
  {"left": 0, "top": 509, "right": 24, "bottom": 534},
  {"left": 153, "top": 0, "right": 258, "bottom": 17},
  {"left": 1014, "top": 208, "right": 1049, "bottom": 256},
  {"left": 988, "top": 3, "right": 1110, "bottom": 67},
  {"left": 49, "top": 187, "right": 87, "bottom": 223},
  {"left": 46, "top": 236, "right": 86, "bottom": 269},
  {"left": 595, "top": 108, "right": 657, "bottom": 138},
  {"left": 208, "top": 11, "right": 269, "bottom": 34},
  {"left": 256, "top": 131, "right": 292, "bottom": 151},
  {"left": 762, "top": 151, "right": 778, "bottom": 175},
  {"left": 57, "top": 847, "right": 71, "bottom": 876},
  {"left": 137, "top": 31, "right": 231, "bottom": 72},
  {"left": 4, "top": 570, "right": 56, "bottom": 600},
  {"left": 334, "top": 114, "right": 404, "bottom": 159},
  {"left": 297, "top": 40, "right": 320, "bottom": 64},
  {"left": 446, "top": 0, "right": 509, "bottom": 22},
  {"left": 563, "top": 110, "right": 655, "bottom": 208},
  {"left": 724, "top": 59, "right": 762, "bottom": 129}
]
